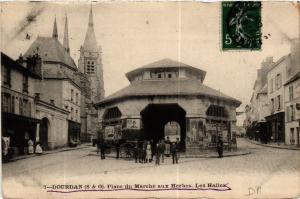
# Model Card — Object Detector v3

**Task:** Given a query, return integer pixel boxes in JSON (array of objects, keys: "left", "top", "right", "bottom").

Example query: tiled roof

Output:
[
  {"left": 284, "top": 71, "right": 300, "bottom": 85},
  {"left": 23, "top": 36, "right": 77, "bottom": 69},
  {"left": 96, "top": 79, "right": 241, "bottom": 106}
]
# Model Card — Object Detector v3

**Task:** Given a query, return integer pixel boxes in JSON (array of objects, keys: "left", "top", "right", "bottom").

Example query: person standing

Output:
[
  {"left": 160, "top": 139, "right": 166, "bottom": 163},
  {"left": 96, "top": 139, "right": 101, "bottom": 155},
  {"left": 150, "top": 139, "right": 155, "bottom": 162},
  {"left": 100, "top": 140, "right": 106, "bottom": 160},
  {"left": 142, "top": 140, "right": 147, "bottom": 163},
  {"left": 146, "top": 141, "right": 152, "bottom": 163},
  {"left": 115, "top": 140, "right": 120, "bottom": 159},
  {"left": 170, "top": 142, "right": 178, "bottom": 164},
  {"left": 165, "top": 137, "right": 171, "bottom": 157},
  {"left": 155, "top": 141, "right": 161, "bottom": 165},
  {"left": 28, "top": 139, "right": 34, "bottom": 154},
  {"left": 217, "top": 136, "right": 224, "bottom": 158},
  {"left": 134, "top": 142, "right": 139, "bottom": 163},
  {"left": 35, "top": 142, "right": 43, "bottom": 155}
]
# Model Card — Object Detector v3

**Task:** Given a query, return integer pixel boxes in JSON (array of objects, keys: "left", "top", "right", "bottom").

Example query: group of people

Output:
[
  {"left": 133, "top": 137, "right": 180, "bottom": 165},
  {"left": 96, "top": 136, "right": 225, "bottom": 161},
  {"left": 25, "top": 139, "right": 43, "bottom": 155},
  {"left": 96, "top": 137, "right": 181, "bottom": 164}
]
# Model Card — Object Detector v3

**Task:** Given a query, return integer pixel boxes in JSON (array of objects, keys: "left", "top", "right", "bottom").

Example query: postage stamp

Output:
[{"left": 222, "top": 1, "right": 262, "bottom": 50}]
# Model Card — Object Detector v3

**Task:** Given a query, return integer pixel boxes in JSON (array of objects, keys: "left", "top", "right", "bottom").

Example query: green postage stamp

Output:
[{"left": 222, "top": 1, "right": 262, "bottom": 50}]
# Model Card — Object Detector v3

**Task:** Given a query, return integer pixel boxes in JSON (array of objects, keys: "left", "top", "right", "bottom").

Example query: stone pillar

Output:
[{"left": 36, "top": 123, "right": 40, "bottom": 142}]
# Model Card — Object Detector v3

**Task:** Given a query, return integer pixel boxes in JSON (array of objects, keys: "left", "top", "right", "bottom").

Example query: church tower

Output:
[{"left": 78, "top": 6, "right": 105, "bottom": 102}]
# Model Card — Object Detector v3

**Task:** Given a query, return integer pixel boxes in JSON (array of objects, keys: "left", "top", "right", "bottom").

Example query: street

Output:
[{"left": 2, "top": 138, "right": 300, "bottom": 199}]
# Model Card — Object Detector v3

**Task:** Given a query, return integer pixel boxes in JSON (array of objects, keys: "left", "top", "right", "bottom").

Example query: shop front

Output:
[
  {"left": 2, "top": 112, "right": 40, "bottom": 156},
  {"left": 265, "top": 112, "right": 285, "bottom": 143}
]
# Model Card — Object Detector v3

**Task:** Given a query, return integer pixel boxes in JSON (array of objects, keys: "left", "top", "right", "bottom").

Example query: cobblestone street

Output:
[{"left": 2, "top": 138, "right": 300, "bottom": 198}]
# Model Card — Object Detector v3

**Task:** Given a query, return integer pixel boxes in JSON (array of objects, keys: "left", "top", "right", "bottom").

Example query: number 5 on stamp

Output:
[{"left": 222, "top": 1, "right": 262, "bottom": 50}]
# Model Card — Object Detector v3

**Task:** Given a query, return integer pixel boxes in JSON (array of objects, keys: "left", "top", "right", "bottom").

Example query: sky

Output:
[{"left": 1, "top": 1, "right": 299, "bottom": 117}]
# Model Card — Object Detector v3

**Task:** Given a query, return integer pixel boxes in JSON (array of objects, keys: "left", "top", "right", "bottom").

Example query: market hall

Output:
[{"left": 95, "top": 58, "right": 241, "bottom": 153}]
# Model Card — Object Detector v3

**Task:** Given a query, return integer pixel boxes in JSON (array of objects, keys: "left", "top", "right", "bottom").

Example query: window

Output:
[
  {"left": 290, "top": 128, "right": 295, "bottom": 144},
  {"left": 71, "top": 107, "right": 74, "bottom": 120},
  {"left": 289, "top": 86, "right": 294, "bottom": 101},
  {"left": 269, "top": 78, "right": 274, "bottom": 93},
  {"left": 158, "top": 74, "right": 162, "bottom": 78},
  {"left": 275, "top": 74, "right": 282, "bottom": 90},
  {"left": 86, "top": 60, "right": 95, "bottom": 74},
  {"left": 20, "top": 99, "right": 29, "bottom": 116},
  {"left": 290, "top": 105, "right": 295, "bottom": 121},
  {"left": 71, "top": 89, "right": 74, "bottom": 101},
  {"left": 277, "top": 95, "right": 281, "bottom": 110},
  {"left": 103, "top": 107, "right": 122, "bottom": 120},
  {"left": 75, "top": 93, "right": 78, "bottom": 104},
  {"left": 2, "top": 65, "right": 11, "bottom": 87},
  {"left": 2, "top": 93, "right": 12, "bottom": 112},
  {"left": 22, "top": 75, "right": 29, "bottom": 93},
  {"left": 19, "top": 98, "right": 23, "bottom": 115},
  {"left": 271, "top": 98, "right": 274, "bottom": 113},
  {"left": 206, "top": 105, "right": 227, "bottom": 118}
]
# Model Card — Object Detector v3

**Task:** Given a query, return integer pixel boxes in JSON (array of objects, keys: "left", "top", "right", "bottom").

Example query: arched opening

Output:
[
  {"left": 102, "top": 107, "right": 122, "bottom": 142},
  {"left": 39, "top": 117, "right": 49, "bottom": 150},
  {"left": 103, "top": 107, "right": 122, "bottom": 120},
  {"left": 164, "top": 121, "right": 180, "bottom": 142},
  {"left": 141, "top": 103, "right": 186, "bottom": 151},
  {"left": 205, "top": 105, "right": 230, "bottom": 144}
]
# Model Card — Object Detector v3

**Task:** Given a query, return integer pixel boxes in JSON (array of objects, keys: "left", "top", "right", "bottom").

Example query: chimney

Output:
[
  {"left": 26, "top": 53, "right": 42, "bottom": 77},
  {"left": 35, "top": 93, "right": 40, "bottom": 101}
]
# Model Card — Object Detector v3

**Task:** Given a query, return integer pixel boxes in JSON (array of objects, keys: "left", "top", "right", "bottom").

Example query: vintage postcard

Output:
[{"left": 1, "top": 1, "right": 299, "bottom": 199}]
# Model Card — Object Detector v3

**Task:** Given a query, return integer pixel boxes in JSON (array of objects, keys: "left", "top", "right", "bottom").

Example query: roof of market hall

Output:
[{"left": 96, "top": 58, "right": 241, "bottom": 106}]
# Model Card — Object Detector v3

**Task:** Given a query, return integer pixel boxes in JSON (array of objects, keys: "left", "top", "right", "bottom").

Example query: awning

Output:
[
  {"left": 265, "top": 112, "right": 285, "bottom": 121},
  {"left": 2, "top": 112, "right": 41, "bottom": 124}
]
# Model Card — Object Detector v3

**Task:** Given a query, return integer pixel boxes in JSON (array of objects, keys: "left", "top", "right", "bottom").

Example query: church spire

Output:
[
  {"left": 63, "top": 15, "right": 70, "bottom": 53},
  {"left": 83, "top": 5, "right": 98, "bottom": 52},
  {"left": 88, "top": 5, "right": 94, "bottom": 27},
  {"left": 52, "top": 16, "right": 58, "bottom": 39}
]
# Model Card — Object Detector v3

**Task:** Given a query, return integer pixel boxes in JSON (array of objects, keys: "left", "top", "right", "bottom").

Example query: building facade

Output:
[
  {"left": 18, "top": 7, "right": 106, "bottom": 144},
  {"left": 1, "top": 52, "right": 69, "bottom": 155},
  {"left": 19, "top": 16, "right": 83, "bottom": 146},
  {"left": 245, "top": 57, "right": 274, "bottom": 142},
  {"left": 284, "top": 72, "right": 300, "bottom": 146},
  {"left": 265, "top": 56, "right": 288, "bottom": 143},
  {"left": 96, "top": 59, "right": 241, "bottom": 154},
  {"left": 284, "top": 40, "right": 300, "bottom": 146}
]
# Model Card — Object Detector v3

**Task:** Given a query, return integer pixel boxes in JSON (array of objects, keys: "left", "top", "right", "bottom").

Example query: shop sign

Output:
[{"left": 126, "top": 119, "right": 140, "bottom": 129}]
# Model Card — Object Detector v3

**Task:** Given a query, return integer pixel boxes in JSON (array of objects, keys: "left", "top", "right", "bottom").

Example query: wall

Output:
[
  {"left": 36, "top": 104, "right": 68, "bottom": 149},
  {"left": 36, "top": 79, "right": 63, "bottom": 107},
  {"left": 62, "top": 80, "right": 81, "bottom": 123},
  {"left": 267, "top": 58, "right": 288, "bottom": 115}
]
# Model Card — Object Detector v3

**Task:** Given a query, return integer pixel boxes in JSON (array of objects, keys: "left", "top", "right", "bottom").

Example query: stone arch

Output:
[
  {"left": 39, "top": 117, "right": 51, "bottom": 150},
  {"left": 103, "top": 106, "right": 122, "bottom": 120},
  {"left": 140, "top": 103, "right": 186, "bottom": 151}
]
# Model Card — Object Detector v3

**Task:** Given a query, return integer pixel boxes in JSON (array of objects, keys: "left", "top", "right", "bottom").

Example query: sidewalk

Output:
[
  {"left": 246, "top": 138, "right": 300, "bottom": 151},
  {"left": 6, "top": 143, "right": 92, "bottom": 162},
  {"left": 181, "top": 148, "right": 251, "bottom": 158}
]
